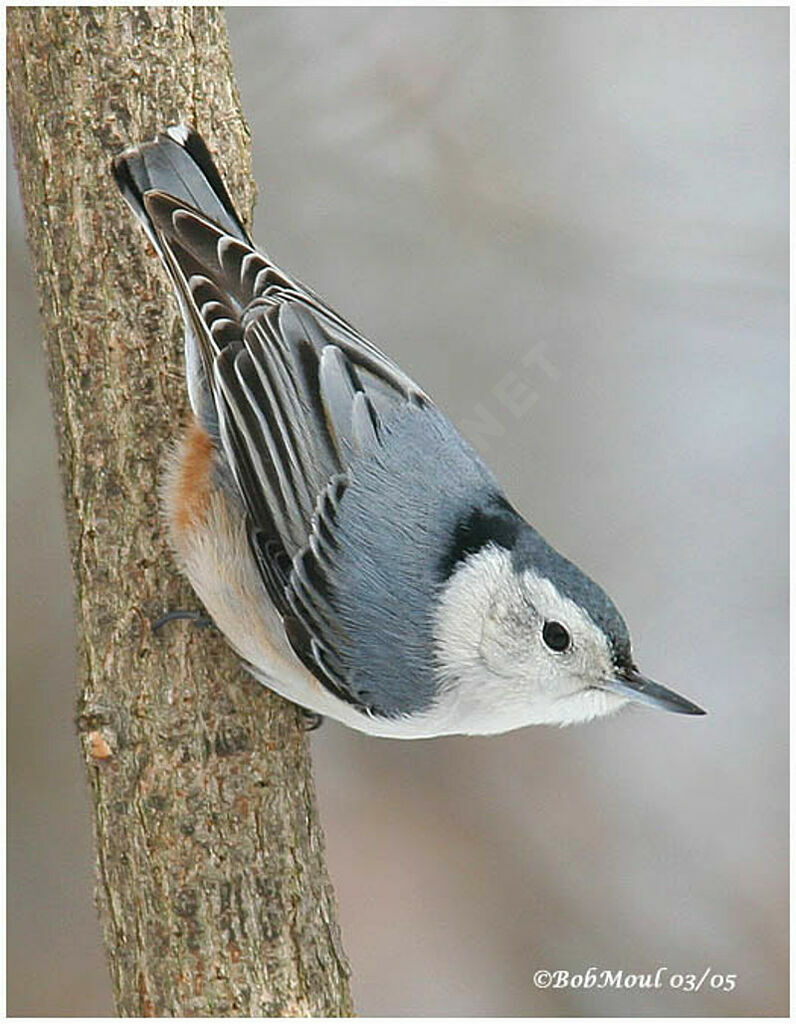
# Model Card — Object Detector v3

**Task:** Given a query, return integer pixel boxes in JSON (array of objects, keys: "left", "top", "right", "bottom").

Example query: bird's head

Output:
[{"left": 432, "top": 513, "right": 705, "bottom": 734}]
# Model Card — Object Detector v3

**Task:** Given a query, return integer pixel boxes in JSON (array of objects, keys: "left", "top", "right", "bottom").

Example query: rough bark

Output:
[{"left": 7, "top": 7, "right": 353, "bottom": 1016}]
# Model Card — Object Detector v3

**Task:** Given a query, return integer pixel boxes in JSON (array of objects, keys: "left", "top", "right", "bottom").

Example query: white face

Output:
[{"left": 432, "top": 546, "right": 631, "bottom": 735}]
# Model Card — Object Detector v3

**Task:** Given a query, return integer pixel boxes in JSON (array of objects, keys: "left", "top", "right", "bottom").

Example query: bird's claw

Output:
[
  {"left": 298, "top": 708, "right": 325, "bottom": 732},
  {"left": 153, "top": 609, "right": 215, "bottom": 633}
]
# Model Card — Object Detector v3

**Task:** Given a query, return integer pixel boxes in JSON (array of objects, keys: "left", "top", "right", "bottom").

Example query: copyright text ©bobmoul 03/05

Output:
[{"left": 531, "top": 967, "right": 737, "bottom": 994}]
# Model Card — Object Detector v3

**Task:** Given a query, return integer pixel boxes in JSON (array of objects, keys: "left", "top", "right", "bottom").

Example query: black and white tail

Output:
[
  {"left": 112, "top": 125, "right": 269, "bottom": 432},
  {"left": 112, "top": 124, "right": 250, "bottom": 252}
]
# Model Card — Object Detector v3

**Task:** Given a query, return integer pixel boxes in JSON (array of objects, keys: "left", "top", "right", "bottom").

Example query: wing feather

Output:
[{"left": 127, "top": 152, "right": 427, "bottom": 710}]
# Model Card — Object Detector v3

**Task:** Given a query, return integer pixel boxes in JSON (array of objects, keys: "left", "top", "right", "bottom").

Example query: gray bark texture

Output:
[{"left": 7, "top": 6, "right": 353, "bottom": 1016}]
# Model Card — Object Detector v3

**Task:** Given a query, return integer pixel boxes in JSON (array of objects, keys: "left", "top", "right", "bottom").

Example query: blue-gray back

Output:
[{"left": 329, "top": 403, "right": 501, "bottom": 716}]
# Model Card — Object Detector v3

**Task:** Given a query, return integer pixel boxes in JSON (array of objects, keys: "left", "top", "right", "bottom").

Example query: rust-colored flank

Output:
[{"left": 174, "top": 418, "right": 214, "bottom": 532}]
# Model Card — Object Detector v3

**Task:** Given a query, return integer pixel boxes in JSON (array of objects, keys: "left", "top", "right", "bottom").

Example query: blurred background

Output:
[{"left": 8, "top": 7, "right": 787, "bottom": 1016}]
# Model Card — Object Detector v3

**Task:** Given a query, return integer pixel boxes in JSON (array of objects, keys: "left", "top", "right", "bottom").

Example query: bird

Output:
[{"left": 112, "top": 125, "right": 705, "bottom": 738}]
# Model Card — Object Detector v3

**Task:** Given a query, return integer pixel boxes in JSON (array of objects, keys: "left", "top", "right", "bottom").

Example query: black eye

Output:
[{"left": 543, "top": 620, "right": 571, "bottom": 652}]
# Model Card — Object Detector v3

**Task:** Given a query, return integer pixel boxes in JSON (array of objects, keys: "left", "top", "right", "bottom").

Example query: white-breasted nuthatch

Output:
[{"left": 113, "top": 125, "right": 705, "bottom": 738}]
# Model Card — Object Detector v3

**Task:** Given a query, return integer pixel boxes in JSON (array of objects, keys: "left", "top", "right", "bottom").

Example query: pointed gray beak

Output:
[{"left": 602, "top": 668, "right": 706, "bottom": 716}]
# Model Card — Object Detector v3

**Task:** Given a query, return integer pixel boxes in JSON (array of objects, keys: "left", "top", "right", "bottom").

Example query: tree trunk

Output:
[{"left": 7, "top": 7, "right": 353, "bottom": 1016}]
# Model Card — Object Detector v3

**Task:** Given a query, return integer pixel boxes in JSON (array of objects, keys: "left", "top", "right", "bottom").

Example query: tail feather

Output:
[
  {"left": 112, "top": 125, "right": 250, "bottom": 248},
  {"left": 113, "top": 125, "right": 256, "bottom": 433}
]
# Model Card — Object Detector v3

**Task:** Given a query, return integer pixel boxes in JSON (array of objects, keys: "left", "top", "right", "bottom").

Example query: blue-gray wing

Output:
[
  {"left": 126, "top": 158, "right": 493, "bottom": 715},
  {"left": 204, "top": 273, "right": 431, "bottom": 712},
  {"left": 114, "top": 127, "right": 500, "bottom": 716}
]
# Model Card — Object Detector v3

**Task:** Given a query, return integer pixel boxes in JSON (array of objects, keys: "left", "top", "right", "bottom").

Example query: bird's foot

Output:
[
  {"left": 298, "top": 707, "right": 325, "bottom": 731},
  {"left": 153, "top": 609, "right": 215, "bottom": 633}
]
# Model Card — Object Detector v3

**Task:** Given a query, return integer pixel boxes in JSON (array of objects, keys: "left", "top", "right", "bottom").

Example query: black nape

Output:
[{"left": 438, "top": 494, "right": 523, "bottom": 580}]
